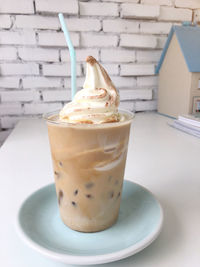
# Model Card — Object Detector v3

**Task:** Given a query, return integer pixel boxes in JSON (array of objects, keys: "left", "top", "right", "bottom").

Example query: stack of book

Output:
[{"left": 169, "top": 114, "right": 200, "bottom": 138}]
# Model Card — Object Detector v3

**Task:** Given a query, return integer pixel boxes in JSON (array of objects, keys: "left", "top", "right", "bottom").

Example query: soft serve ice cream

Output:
[{"left": 59, "top": 56, "right": 121, "bottom": 124}]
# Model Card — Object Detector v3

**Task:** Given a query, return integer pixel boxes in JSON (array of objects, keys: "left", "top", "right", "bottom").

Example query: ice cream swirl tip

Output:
[{"left": 59, "top": 56, "right": 120, "bottom": 124}]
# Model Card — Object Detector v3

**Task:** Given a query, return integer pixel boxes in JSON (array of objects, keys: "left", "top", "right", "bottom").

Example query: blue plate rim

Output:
[{"left": 15, "top": 180, "right": 164, "bottom": 265}]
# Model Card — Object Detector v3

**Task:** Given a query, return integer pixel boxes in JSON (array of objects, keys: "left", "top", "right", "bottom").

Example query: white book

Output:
[
  {"left": 178, "top": 114, "right": 200, "bottom": 128},
  {"left": 169, "top": 120, "right": 200, "bottom": 138}
]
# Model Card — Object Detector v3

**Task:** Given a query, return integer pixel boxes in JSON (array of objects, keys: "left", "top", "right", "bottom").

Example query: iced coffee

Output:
[{"left": 45, "top": 56, "right": 133, "bottom": 232}]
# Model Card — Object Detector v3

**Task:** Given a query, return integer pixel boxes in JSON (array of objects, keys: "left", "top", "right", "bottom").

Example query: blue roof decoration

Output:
[{"left": 155, "top": 25, "right": 200, "bottom": 74}]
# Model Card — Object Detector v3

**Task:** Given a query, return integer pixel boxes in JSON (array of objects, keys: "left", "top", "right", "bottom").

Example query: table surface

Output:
[{"left": 1, "top": 112, "right": 200, "bottom": 267}]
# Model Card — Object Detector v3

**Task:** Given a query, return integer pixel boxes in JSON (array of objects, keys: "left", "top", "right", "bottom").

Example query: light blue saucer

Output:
[{"left": 16, "top": 180, "right": 163, "bottom": 265}]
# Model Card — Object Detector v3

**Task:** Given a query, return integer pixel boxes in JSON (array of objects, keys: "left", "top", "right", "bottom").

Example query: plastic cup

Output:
[{"left": 44, "top": 110, "right": 133, "bottom": 232}]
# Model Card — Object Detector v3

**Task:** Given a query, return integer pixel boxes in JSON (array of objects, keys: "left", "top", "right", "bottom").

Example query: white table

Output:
[{"left": 1, "top": 112, "right": 200, "bottom": 267}]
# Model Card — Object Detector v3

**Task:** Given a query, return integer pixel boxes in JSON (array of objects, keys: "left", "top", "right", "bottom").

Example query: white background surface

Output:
[{"left": 1, "top": 112, "right": 200, "bottom": 267}]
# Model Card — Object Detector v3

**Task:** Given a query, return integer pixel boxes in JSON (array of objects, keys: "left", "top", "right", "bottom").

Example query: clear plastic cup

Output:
[{"left": 44, "top": 109, "right": 133, "bottom": 232}]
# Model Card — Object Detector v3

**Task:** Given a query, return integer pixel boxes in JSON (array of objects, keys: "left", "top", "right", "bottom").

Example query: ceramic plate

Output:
[{"left": 16, "top": 180, "right": 163, "bottom": 265}]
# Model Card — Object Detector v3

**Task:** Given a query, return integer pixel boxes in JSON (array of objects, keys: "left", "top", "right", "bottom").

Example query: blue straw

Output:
[{"left": 58, "top": 13, "right": 76, "bottom": 100}]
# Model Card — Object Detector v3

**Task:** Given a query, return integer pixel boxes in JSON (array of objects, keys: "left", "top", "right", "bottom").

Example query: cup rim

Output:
[{"left": 43, "top": 109, "right": 134, "bottom": 128}]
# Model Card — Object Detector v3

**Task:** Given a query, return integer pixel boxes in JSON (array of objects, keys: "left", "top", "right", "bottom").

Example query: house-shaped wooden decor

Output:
[{"left": 156, "top": 25, "right": 200, "bottom": 118}]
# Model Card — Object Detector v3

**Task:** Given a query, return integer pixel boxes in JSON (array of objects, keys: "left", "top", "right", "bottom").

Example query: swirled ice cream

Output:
[{"left": 59, "top": 56, "right": 121, "bottom": 124}]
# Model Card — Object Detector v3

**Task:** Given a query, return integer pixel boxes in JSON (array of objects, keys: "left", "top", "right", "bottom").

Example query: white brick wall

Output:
[
  {"left": 61, "top": 49, "right": 99, "bottom": 62},
  {"left": 157, "top": 36, "right": 167, "bottom": 48},
  {"left": 42, "top": 90, "right": 71, "bottom": 102},
  {"left": 140, "top": 22, "right": 172, "bottom": 34},
  {"left": 0, "top": 0, "right": 34, "bottom": 14},
  {"left": 0, "top": 77, "right": 20, "bottom": 88},
  {"left": 159, "top": 7, "right": 192, "bottom": 21},
  {"left": 120, "top": 64, "right": 155, "bottom": 76},
  {"left": 111, "top": 76, "right": 137, "bottom": 88},
  {"left": 18, "top": 47, "right": 59, "bottom": 62},
  {"left": 38, "top": 32, "right": 80, "bottom": 47},
  {"left": 80, "top": 2, "right": 119, "bottom": 17},
  {"left": 0, "top": 104, "right": 23, "bottom": 115},
  {"left": 0, "top": 31, "right": 35, "bottom": 45},
  {"left": 135, "top": 100, "right": 157, "bottom": 111},
  {"left": 141, "top": 0, "right": 172, "bottom": 5},
  {"left": 14, "top": 15, "right": 60, "bottom": 30},
  {"left": 0, "top": 47, "right": 17, "bottom": 61},
  {"left": 175, "top": 0, "right": 200, "bottom": 9},
  {"left": 23, "top": 77, "right": 61, "bottom": 88},
  {"left": 1, "top": 116, "right": 25, "bottom": 129},
  {"left": 81, "top": 33, "right": 118, "bottom": 47},
  {"left": 137, "top": 76, "right": 158, "bottom": 87},
  {"left": 102, "top": 64, "right": 119, "bottom": 75},
  {"left": 0, "top": 15, "right": 12, "bottom": 29},
  {"left": 0, "top": 0, "right": 198, "bottom": 145},
  {"left": 0, "top": 63, "right": 39, "bottom": 75},
  {"left": 42, "top": 63, "right": 82, "bottom": 77},
  {"left": 120, "top": 34, "right": 157, "bottom": 48},
  {"left": 101, "top": 49, "right": 136, "bottom": 63},
  {"left": 121, "top": 4, "right": 160, "bottom": 19},
  {"left": 24, "top": 103, "right": 63, "bottom": 115},
  {"left": 103, "top": 0, "right": 139, "bottom": 2},
  {"left": 64, "top": 77, "right": 85, "bottom": 88},
  {"left": 120, "top": 89, "right": 152, "bottom": 100},
  {"left": 35, "top": 0, "right": 78, "bottom": 14},
  {"left": 0, "top": 90, "right": 40, "bottom": 102},
  {"left": 119, "top": 101, "right": 135, "bottom": 112},
  {"left": 136, "top": 50, "right": 162, "bottom": 62},
  {"left": 103, "top": 19, "right": 139, "bottom": 33},
  {"left": 66, "top": 19, "right": 101, "bottom": 32}
]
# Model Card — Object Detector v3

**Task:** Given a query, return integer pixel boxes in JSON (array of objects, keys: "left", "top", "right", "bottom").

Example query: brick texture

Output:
[
  {"left": 120, "top": 64, "right": 155, "bottom": 76},
  {"left": 35, "top": 0, "right": 78, "bottom": 14},
  {"left": 0, "top": 31, "right": 35, "bottom": 45},
  {"left": 120, "top": 34, "right": 157, "bottom": 48},
  {"left": 42, "top": 63, "right": 82, "bottom": 77},
  {"left": 135, "top": 100, "right": 157, "bottom": 111},
  {"left": 136, "top": 50, "right": 162, "bottom": 62},
  {"left": 23, "top": 77, "right": 61, "bottom": 88},
  {"left": 14, "top": 15, "right": 60, "bottom": 30},
  {"left": 103, "top": 19, "right": 139, "bottom": 33},
  {"left": 0, "top": 77, "right": 20, "bottom": 88},
  {"left": 0, "top": 63, "right": 39, "bottom": 75},
  {"left": 24, "top": 103, "right": 62, "bottom": 115},
  {"left": 137, "top": 76, "right": 158, "bottom": 87},
  {"left": 38, "top": 32, "right": 80, "bottom": 47},
  {"left": 175, "top": 0, "right": 200, "bottom": 9},
  {"left": 0, "top": 90, "right": 40, "bottom": 102},
  {"left": 81, "top": 33, "right": 118, "bottom": 47},
  {"left": 0, "top": 47, "right": 17, "bottom": 61},
  {"left": 18, "top": 47, "right": 59, "bottom": 62},
  {"left": 66, "top": 18, "right": 101, "bottom": 32},
  {"left": 61, "top": 49, "right": 99, "bottom": 62},
  {"left": 140, "top": 22, "right": 172, "bottom": 34},
  {"left": 42, "top": 90, "right": 71, "bottom": 102},
  {"left": 80, "top": 2, "right": 118, "bottom": 17},
  {"left": 0, "top": 15, "right": 12, "bottom": 29},
  {"left": 101, "top": 49, "right": 136, "bottom": 62},
  {"left": 0, "top": 103, "right": 23, "bottom": 115},
  {"left": 141, "top": 0, "right": 172, "bottom": 5},
  {"left": 0, "top": 0, "right": 34, "bottom": 14},
  {"left": 0, "top": 0, "right": 198, "bottom": 145},
  {"left": 159, "top": 7, "right": 192, "bottom": 21},
  {"left": 120, "top": 89, "right": 152, "bottom": 100},
  {"left": 121, "top": 4, "right": 160, "bottom": 19}
]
